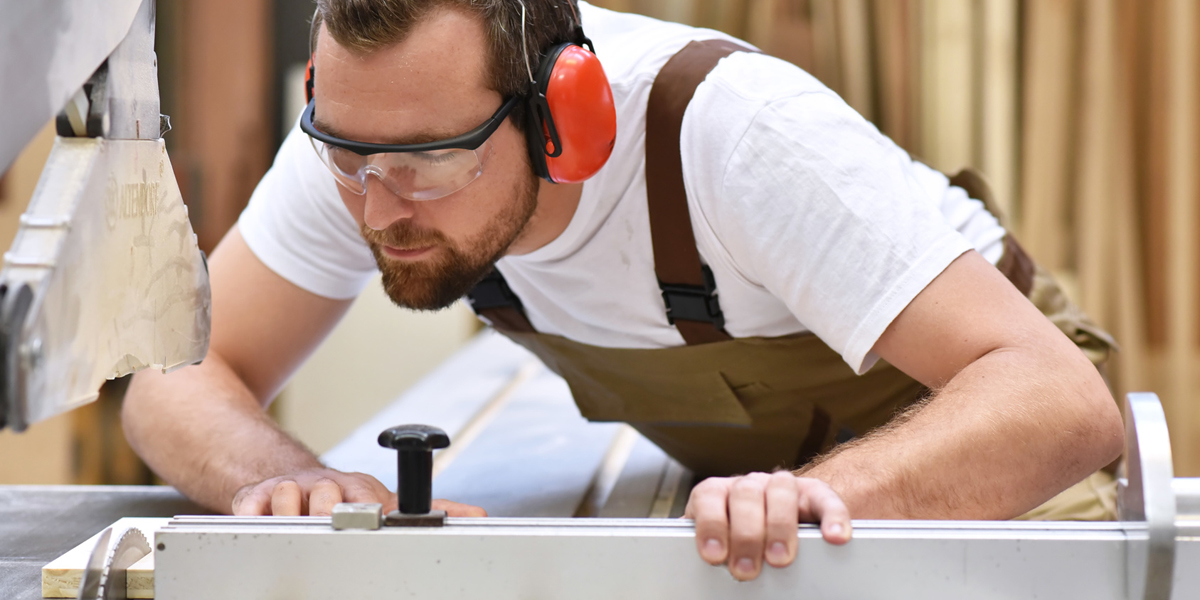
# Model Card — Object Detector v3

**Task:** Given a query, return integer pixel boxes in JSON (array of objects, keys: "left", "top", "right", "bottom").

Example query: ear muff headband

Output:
[
  {"left": 525, "top": 42, "right": 617, "bottom": 183},
  {"left": 305, "top": 16, "right": 616, "bottom": 185}
]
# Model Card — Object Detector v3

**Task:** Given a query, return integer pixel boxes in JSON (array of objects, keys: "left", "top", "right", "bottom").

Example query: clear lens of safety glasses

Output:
[{"left": 310, "top": 138, "right": 492, "bottom": 201}]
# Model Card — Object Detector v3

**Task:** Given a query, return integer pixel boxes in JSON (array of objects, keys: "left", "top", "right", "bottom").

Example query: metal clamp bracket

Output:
[
  {"left": 467, "top": 270, "right": 525, "bottom": 313},
  {"left": 660, "top": 265, "right": 724, "bottom": 329},
  {"left": 1118, "top": 392, "right": 1177, "bottom": 600}
]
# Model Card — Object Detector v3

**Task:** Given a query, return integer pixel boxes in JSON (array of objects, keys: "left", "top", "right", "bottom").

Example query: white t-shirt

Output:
[{"left": 239, "top": 2, "right": 1006, "bottom": 375}]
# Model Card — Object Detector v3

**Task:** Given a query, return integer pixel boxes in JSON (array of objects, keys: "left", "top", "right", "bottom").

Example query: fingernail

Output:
[
  {"left": 704, "top": 538, "right": 723, "bottom": 556},
  {"left": 828, "top": 523, "right": 843, "bottom": 536},
  {"left": 736, "top": 558, "right": 755, "bottom": 574},
  {"left": 768, "top": 542, "right": 788, "bottom": 560}
]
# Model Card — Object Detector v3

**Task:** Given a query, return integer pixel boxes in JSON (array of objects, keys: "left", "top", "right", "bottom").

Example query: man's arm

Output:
[
  {"left": 799, "top": 249, "right": 1124, "bottom": 519},
  {"left": 122, "top": 226, "right": 485, "bottom": 517},
  {"left": 122, "top": 225, "right": 352, "bottom": 512},
  {"left": 685, "top": 249, "right": 1124, "bottom": 580}
]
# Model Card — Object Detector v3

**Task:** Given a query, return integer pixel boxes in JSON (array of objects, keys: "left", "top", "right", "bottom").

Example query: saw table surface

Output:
[
  {"left": 0, "top": 485, "right": 207, "bottom": 600},
  {"left": 4, "top": 331, "right": 692, "bottom": 599},
  {"left": 5, "top": 333, "right": 1200, "bottom": 599}
]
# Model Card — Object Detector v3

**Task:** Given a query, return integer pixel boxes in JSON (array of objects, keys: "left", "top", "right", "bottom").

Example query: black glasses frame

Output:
[{"left": 300, "top": 95, "right": 522, "bottom": 156}]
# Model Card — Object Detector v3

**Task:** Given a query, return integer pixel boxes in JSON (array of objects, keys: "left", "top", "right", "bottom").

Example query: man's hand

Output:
[
  {"left": 684, "top": 471, "right": 851, "bottom": 581},
  {"left": 231, "top": 467, "right": 488, "bottom": 517}
]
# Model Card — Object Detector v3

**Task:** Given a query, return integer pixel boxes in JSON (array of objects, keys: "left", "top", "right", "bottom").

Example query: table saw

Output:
[
  {"left": 2, "top": 1, "right": 1199, "bottom": 598},
  {"left": 2, "top": 332, "right": 1198, "bottom": 599}
]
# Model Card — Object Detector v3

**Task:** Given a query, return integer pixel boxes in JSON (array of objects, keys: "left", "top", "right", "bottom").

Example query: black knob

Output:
[{"left": 378, "top": 424, "right": 450, "bottom": 515}]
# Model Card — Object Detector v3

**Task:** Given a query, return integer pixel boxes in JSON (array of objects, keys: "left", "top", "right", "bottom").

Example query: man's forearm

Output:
[
  {"left": 123, "top": 354, "right": 322, "bottom": 514},
  {"left": 796, "top": 345, "right": 1124, "bottom": 520}
]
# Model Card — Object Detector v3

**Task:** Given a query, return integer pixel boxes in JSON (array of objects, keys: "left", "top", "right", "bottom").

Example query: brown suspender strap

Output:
[
  {"left": 947, "top": 168, "right": 1036, "bottom": 297},
  {"left": 646, "top": 40, "right": 755, "bottom": 346},
  {"left": 467, "top": 269, "right": 536, "bottom": 334},
  {"left": 474, "top": 39, "right": 757, "bottom": 341}
]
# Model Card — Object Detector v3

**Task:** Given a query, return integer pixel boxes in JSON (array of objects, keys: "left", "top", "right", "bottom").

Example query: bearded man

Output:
[{"left": 122, "top": 0, "right": 1124, "bottom": 581}]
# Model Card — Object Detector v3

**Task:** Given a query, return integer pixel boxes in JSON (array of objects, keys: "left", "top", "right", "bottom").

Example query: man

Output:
[{"left": 122, "top": 0, "right": 1124, "bottom": 582}]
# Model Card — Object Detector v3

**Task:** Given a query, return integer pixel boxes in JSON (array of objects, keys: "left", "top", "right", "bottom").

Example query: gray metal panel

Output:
[
  {"left": 1175, "top": 522, "right": 1200, "bottom": 599},
  {"left": 324, "top": 331, "right": 696, "bottom": 518},
  {"left": 599, "top": 433, "right": 672, "bottom": 518},
  {"left": 0, "top": 0, "right": 142, "bottom": 171},
  {"left": 103, "top": 0, "right": 160, "bottom": 140},
  {"left": 155, "top": 518, "right": 1132, "bottom": 600},
  {"left": 0, "top": 485, "right": 206, "bottom": 600},
  {"left": 1176, "top": 479, "right": 1200, "bottom": 519},
  {"left": 430, "top": 369, "right": 620, "bottom": 516},
  {"left": 322, "top": 331, "right": 539, "bottom": 487}
]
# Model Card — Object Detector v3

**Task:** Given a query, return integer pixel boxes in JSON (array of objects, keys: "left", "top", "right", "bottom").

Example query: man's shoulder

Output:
[
  {"left": 581, "top": 3, "right": 835, "bottom": 125},
  {"left": 580, "top": 2, "right": 741, "bottom": 87}
]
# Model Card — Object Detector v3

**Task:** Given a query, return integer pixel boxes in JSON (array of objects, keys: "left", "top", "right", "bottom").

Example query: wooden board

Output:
[
  {"left": 41, "top": 517, "right": 169, "bottom": 599},
  {"left": 835, "top": 0, "right": 875, "bottom": 121},
  {"left": 872, "top": 0, "right": 917, "bottom": 152},
  {"left": 978, "top": 0, "right": 1020, "bottom": 223},
  {"left": 919, "top": 0, "right": 976, "bottom": 173},
  {"left": 808, "top": 0, "right": 841, "bottom": 92},
  {"left": 1018, "top": 0, "right": 1079, "bottom": 271},
  {"left": 1164, "top": 0, "right": 1199, "bottom": 473},
  {"left": 1073, "top": 0, "right": 1117, "bottom": 324}
]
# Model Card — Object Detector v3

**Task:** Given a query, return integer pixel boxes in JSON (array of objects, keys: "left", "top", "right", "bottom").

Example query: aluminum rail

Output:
[
  {"left": 153, "top": 393, "right": 1200, "bottom": 600},
  {"left": 152, "top": 517, "right": 1200, "bottom": 599}
]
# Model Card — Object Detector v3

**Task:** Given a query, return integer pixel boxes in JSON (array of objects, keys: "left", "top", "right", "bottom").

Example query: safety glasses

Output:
[{"left": 299, "top": 95, "right": 521, "bottom": 201}]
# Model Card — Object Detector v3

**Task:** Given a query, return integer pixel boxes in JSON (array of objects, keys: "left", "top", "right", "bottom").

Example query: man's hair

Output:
[{"left": 312, "top": 0, "right": 581, "bottom": 127}]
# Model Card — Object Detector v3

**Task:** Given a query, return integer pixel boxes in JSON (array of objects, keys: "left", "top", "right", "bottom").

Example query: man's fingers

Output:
[
  {"left": 380, "top": 492, "right": 400, "bottom": 515},
  {"left": 727, "top": 473, "right": 770, "bottom": 581},
  {"left": 432, "top": 499, "right": 487, "bottom": 517},
  {"left": 339, "top": 479, "right": 385, "bottom": 505},
  {"left": 308, "top": 478, "right": 344, "bottom": 516},
  {"left": 233, "top": 471, "right": 461, "bottom": 518},
  {"left": 270, "top": 480, "right": 303, "bottom": 516},
  {"left": 796, "top": 478, "right": 852, "bottom": 545},
  {"left": 686, "top": 478, "right": 732, "bottom": 566},
  {"left": 231, "top": 484, "right": 271, "bottom": 516},
  {"left": 764, "top": 471, "right": 800, "bottom": 568}
]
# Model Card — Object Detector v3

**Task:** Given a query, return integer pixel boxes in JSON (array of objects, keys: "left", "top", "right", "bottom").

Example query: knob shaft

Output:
[{"left": 378, "top": 424, "right": 450, "bottom": 515}]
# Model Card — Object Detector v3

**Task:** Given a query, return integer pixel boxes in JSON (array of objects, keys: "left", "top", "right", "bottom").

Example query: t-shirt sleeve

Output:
[
  {"left": 685, "top": 53, "right": 972, "bottom": 373},
  {"left": 238, "top": 121, "right": 378, "bottom": 300}
]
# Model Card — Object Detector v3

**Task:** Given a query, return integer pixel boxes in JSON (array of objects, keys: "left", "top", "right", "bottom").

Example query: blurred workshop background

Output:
[{"left": 1, "top": 0, "right": 1198, "bottom": 486}]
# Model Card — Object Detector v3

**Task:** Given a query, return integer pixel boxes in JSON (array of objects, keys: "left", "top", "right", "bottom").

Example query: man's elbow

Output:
[{"left": 1070, "top": 364, "right": 1125, "bottom": 474}]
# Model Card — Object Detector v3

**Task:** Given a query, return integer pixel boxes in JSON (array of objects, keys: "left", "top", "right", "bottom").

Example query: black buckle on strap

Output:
[
  {"left": 660, "top": 265, "right": 725, "bottom": 329},
  {"left": 467, "top": 269, "right": 524, "bottom": 312}
]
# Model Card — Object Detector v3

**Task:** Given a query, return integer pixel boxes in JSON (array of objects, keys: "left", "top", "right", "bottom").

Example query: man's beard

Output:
[{"left": 361, "top": 176, "right": 538, "bottom": 311}]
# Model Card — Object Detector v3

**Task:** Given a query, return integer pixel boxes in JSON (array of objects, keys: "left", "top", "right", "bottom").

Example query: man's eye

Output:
[
  {"left": 328, "top": 147, "right": 363, "bottom": 173},
  {"left": 413, "top": 150, "right": 461, "bottom": 166}
]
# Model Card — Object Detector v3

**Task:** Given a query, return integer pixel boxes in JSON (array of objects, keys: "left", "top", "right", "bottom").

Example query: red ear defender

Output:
[
  {"left": 305, "top": 57, "right": 315, "bottom": 104},
  {"left": 526, "top": 44, "right": 617, "bottom": 183}
]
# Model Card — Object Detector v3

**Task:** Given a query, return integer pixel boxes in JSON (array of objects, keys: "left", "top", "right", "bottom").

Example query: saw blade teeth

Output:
[{"left": 99, "top": 528, "right": 151, "bottom": 600}]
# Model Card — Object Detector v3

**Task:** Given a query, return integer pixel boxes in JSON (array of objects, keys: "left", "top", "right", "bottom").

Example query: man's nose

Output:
[{"left": 362, "top": 175, "right": 416, "bottom": 231}]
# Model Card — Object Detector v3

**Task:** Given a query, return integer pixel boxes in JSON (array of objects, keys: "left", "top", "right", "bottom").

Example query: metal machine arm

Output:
[{"left": 0, "top": 0, "right": 210, "bottom": 431}]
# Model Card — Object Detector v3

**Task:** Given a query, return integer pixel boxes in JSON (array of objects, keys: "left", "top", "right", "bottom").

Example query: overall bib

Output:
[{"left": 469, "top": 41, "right": 1119, "bottom": 520}]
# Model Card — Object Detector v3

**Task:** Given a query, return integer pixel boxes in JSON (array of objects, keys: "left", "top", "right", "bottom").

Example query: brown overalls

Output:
[{"left": 468, "top": 41, "right": 1119, "bottom": 520}]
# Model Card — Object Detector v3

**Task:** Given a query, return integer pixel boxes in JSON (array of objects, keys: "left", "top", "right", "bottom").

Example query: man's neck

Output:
[{"left": 506, "top": 180, "right": 584, "bottom": 256}]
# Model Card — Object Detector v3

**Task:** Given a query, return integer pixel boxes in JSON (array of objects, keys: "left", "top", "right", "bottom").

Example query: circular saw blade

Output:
[
  {"left": 99, "top": 528, "right": 151, "bottom": 600},
  {"left": 75, "top": 527, "right": 112, "bottom": 600}
]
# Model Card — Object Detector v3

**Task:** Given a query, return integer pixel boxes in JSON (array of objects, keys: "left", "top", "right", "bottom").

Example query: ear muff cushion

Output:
[
  {"left": 524, "top": 45, "right": 567, "bottom": 181},
  {"left": 536, "top": 45, "right": 617, "bottom": 183}
]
